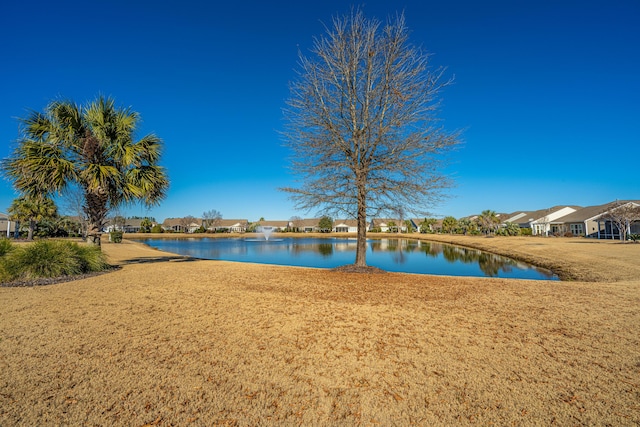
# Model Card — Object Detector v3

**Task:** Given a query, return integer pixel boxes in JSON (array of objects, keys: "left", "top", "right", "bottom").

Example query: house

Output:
[
  {"left": 256, "top": 220, "right": 291, "bottom": 232},
  {"left": 122, "top": 218, "right": 145, "bottom": 233},
  {"left": 548, "top": 203, "right": 611, "bottom": 237},
  {"left": 0, "top": 212, "right": 17, "bottom": 237},
  {"left": 408, "top": 218, "right": 426, "bottom": 232},
  {"left": 502, "top": 206, "right": 580, "bottom": 236},
  {"left": 209, "top": 219, "right": 248, "bottom": 233},
  {"left": 103, "top": 218, "right": 156, "bottom": 233},
  {"left": 369, "top": 218, "right": 408, "bottom": 233},
  {"left": 162, "top": 217, "right": 203, "bottom": 233},
  {"left": 591, "top": 200, "right": 640, "bottom": 239},
  {"left": 333, "top": 219, "right": 358, "bottom": 233},
  {"left": 289, "top": 218, "right": 321, "bottom": 232}
]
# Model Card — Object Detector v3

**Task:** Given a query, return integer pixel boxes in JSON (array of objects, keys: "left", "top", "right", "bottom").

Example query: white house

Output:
[
  {"left": 209, "top": 219, "right": 248, "bottom": 233},
  {"left": 503, "top": 206, "right": 580, "bottom": 236},
  {"left": 333, "top": 219, "right": 358, "bottom": 233},
  {"left": 369, "top": 218, "right": 409, "bottom": 233}
]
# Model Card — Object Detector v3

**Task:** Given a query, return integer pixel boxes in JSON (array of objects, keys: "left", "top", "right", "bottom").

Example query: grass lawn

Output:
[{"left": 1, "top": 235, "right": 638, "bottom": 425}]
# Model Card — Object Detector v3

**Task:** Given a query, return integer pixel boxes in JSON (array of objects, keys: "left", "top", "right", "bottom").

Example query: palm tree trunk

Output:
[
  {"left": 84, "top": 189, "right": 109, "bottom": 247},
  {"left": 28, "top": 219, "right": 35, "bottom": 240}
]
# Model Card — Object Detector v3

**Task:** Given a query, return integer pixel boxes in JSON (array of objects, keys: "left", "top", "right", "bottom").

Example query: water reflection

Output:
[
  {"left": 134, "top": 237, "right": 557, "bottom": 280},
  {"left": 386, "top": 239, "right": 552, "bottom": 278}
]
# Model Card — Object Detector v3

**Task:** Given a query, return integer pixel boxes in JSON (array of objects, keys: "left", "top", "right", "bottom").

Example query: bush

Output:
[
  {"left": 70, "top": 243, "right": 110, "bottom": 272},
  {"left": 150, "top": 224, "right": 164, "bottom": 233},
  {"left": 110, "top": 231, "right": 123, "bottom": 243},
  {"left": 0, "top": 240, "right": 109, "bottom": 282},
  {"left": 0, "top": 238, "right": 14, "bottom": 257}
]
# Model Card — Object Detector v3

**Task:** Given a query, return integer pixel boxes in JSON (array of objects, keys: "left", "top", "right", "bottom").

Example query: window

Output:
[{"left": 570, "top": 223, "right": 584, "bottom": 235}]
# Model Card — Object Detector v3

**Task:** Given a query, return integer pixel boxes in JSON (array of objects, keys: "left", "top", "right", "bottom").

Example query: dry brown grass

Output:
[{"left": 1, "top": 235, "right": 638, "bottom": 425}]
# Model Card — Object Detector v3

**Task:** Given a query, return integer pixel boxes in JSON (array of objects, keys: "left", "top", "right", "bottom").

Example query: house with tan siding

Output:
[{"left": 0, "top": 212, "right": 17, "bottom": 237}]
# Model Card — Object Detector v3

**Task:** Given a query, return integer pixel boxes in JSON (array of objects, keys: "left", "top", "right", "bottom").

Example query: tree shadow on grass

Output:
[{"left": 118, "top": 255, "right": 199, "bottom": 265}]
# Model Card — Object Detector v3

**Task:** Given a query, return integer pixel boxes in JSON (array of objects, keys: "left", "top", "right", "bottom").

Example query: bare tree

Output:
[
  {"left": 600, "top": 200, "right": 640, "bottom": 242},
  {"left": 203, "top": 209, "right": 223, "bottom": 231},
  {"left": 60, "top": 185, "right": 88, "bottom": 237},
  {"left": 282, "top": 9, "right": 460, "bottom": 267},
  {"left": 535, "top": 210, "right": 551, "bottom": 237}
]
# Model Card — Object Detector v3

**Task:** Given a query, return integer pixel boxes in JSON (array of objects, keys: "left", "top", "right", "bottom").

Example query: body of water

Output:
[{"left": 134, "top": 237, "right": 558, "bottom": 280}]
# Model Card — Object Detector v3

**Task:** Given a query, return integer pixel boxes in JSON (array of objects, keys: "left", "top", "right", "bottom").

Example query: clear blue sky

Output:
[{"left": 1, "top": 0, "right": 638, "bottom": 222}]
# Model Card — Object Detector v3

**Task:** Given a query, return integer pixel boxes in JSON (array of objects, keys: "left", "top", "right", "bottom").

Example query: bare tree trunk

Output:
[{"left": 355, "top": 178, "right": 368, "bottom": 266}]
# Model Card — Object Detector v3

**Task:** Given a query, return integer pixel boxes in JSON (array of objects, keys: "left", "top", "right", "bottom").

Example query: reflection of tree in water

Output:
[
  {"left": 368, "top": 238, "right": 537, "bottom": 277},
  {"left": 419, "top": 241, "right": 443, "bottom": 258},
  {"left": 317, "top": 243, "right": 334, "bottom": 257},
  {"left": 404, "top": 239, "right": 420, "bottom": 252},
  {"left": 431, "top": 244, "right": 518, "bottom": 277},
  {"left": 391, "top": 239, "right": 406, "bottom": 264},
  {"left": 477, "top": 252, "right": 516, "bottom": 277},
  {"left": 442, "top": 245, "right": 461, "bottom": 262}
]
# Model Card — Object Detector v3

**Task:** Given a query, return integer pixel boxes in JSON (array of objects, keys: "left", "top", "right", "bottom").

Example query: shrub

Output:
[
  {"left": 1, "top": 240, "right": 109, "bottom": 282},
  {"left": 110, "top": 231, "right": 123, "bottom": 243},
  {"left": 4, "top": 240, "right": 80, "bottom": 279},
  {"left": 150, "top": 224, "right": 164, "bottom": 233},
  {"left": 0, "top": 238, "right": 14, "bottom": 257},
  {"left": 70, "top": 243, "right": 110, "bottom": 272}
]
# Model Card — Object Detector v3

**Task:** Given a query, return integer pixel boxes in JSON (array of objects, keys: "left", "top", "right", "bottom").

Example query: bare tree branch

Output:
[{"left": 281, "top": 8, "right": 460, "bottom": 266}]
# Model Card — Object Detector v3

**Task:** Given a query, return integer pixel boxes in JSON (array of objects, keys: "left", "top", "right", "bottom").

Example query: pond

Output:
[{"left": 134, "top": 237, "right": 558, "bottom": 280}]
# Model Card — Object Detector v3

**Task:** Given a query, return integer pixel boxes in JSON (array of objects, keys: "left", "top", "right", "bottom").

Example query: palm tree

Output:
[
  {"left": 2, "top": 96, "right": 169, "bottom": 246},
  {"left": 8, "top": 195, "right": 58, "bottom": 240},
  {"left": 442, "top": 216, "right": 458, "bottom": 234},
  {"left": 478, "top": 210, "right": 499, "bottom": 235},
  {"left": 140, "top": 217, "right": 153, "bottom": 233}
]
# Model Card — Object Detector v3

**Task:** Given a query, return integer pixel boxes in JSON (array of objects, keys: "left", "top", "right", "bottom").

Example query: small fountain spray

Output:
[{"left": 257, "top": 226, "right": 274, "bottom": 241}]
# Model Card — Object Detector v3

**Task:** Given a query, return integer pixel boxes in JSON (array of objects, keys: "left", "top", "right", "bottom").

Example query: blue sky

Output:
[{"left": 1, "top": 0, "right": 638, "bottom": 222}]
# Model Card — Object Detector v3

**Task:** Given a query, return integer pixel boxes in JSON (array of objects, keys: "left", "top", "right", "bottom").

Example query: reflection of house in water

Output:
[{"left": 333, "top": 239, "right": 357, "bottom": 252}]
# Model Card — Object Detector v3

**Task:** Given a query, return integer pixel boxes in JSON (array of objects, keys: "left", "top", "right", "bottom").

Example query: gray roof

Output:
[
  {"left": 552, "top": 204, "right": 610, "bottom": 223},
  {"left": 216, "top": 219, "right": 248, "bottom": 227},
  {"left": 503, "top": 206, "right": 581, "bottom": 225},
  {"left": 555, "top": 201, "right": 640, "bottom": 223}
]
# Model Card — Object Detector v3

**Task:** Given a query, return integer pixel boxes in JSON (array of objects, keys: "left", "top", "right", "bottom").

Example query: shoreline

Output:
[{"left": 123, "top": 232, "right": 639, "bottom": 282}]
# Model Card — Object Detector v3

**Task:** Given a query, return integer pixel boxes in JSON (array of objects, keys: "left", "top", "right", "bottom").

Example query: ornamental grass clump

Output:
[
  {"left": 70, "top": 243, "right": 110, "bottom": 272},
  {"left": 0, "top": 240, "right": 109, "bottom": 283},
  {"left": 0, "top": 238, "right": 16, "bottom": 282},
  {"left": 0, "top": 238, "right": 14, "bottom": 257}
]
